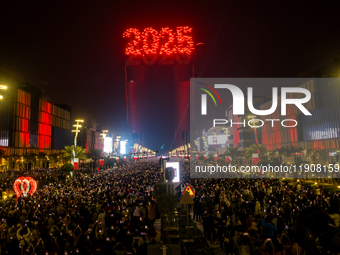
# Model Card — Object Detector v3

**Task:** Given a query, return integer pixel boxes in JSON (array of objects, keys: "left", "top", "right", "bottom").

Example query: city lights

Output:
[
  {"left": 120, "top": 140, "right": 127, "bottom": 154},
  {"left": 103, "top": 137, "right": 113, "bottom": 153}
]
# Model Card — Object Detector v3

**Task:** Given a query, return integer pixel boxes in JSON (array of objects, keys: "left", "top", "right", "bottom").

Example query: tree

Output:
[
  {"left": 61, "top": 145, "right": 87, "bottom": 162},
  {"left": 224, "top": 147, "right": 243, "bottom": 165},
  {"left": 244, "top": 144, "right": 267, "bottom": 160},
  {"left": 0, "top": 147, "right": 6, "bottom": 170},
  {"left": 37, "top": 152, "right": 47, "bottom": 168},
  {"left": 216, "top": 158, "right": 225, "bottom": 166},
  {"left": 23, "top": 152, "right": 37, "bottom": 170},
  {"left": 87, "top": 148, "right": 103, "bottom": 169},
  {"left": 88, "top": 148, "right": 102, "bottom": 159},
  {"left": 313, "top": 149, "right": 329, "bottom": 164},
  {"left": 61, "top": 163, "right": 74, "bottom": 173},
  {"left": 49, "top": 153, "right": 61, "bottom": 167}
]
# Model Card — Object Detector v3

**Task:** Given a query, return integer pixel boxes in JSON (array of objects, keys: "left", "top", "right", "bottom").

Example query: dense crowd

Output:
[
  {"left": 0, "top": 158, "right": 339, "bottom": 255},
  {"left": 177, "top": 159, "right": 340, "bottom": 255},
  {"left": 0, "top": 161, "right": 161, "bottom": 255}
]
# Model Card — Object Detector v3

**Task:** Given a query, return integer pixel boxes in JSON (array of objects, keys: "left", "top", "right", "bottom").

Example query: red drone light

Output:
[
  {"left": 123, "top": 26, "right": 194, "bottom": 65},
  {"left": 13, "top": 177, "right": 37, "bottom": 199}
]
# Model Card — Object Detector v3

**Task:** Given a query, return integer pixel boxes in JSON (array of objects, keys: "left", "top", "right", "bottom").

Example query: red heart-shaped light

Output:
[{"left": 13, "top": 177, "right": 37, "bottom": 200}]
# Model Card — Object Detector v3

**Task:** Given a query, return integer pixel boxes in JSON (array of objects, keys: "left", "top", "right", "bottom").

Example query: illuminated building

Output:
[
  {"left": 258, "top": 60, "right": 340, "bottom": 153},
  {"left": 78, "top": 127, "right": 102, "bottom": 153},
  {"left": 259, "top": 80, "right": 317, "bottom": 150},
  {"left": 0, "top": 71, "right": 72, "bottom": 168}
]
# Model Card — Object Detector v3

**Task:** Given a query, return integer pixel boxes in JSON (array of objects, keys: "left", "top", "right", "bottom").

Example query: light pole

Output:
[
  {"left": 114, "top": 136, "right": 121, "bottom": 156},
  {"left": 0, "top": 85, "right": 7, "bottom": 100},
  {"left": 71, "top": 119, "right": 84, "bottom": 164},
  {"left": 100, "top": 129, "right": 108, "bottom": 152}
]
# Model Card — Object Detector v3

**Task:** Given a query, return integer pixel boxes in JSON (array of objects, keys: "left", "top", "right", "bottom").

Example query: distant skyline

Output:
[{"left": 0, "top": 1, "right": 339, "bottom": 150}]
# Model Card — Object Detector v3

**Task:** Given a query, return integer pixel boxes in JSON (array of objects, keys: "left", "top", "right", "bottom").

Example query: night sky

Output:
[{"left": 0, "top": 1, "right": 340, "bottom": 151}]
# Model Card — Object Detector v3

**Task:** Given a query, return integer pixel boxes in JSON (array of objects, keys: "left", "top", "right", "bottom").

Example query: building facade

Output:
[{"left": 0, "top": 71, "right": 72, "bottom": 169}]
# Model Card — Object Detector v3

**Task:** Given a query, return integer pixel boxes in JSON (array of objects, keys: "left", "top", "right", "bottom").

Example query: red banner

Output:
[
  {"left": 196, "top": 155, "right": 199, "bottom": 159},
  {"left": 73, "top": 162, "right": 79, "bottom": 170},
  {"left": 204, "top": 156, "right": 207, "bottom": 160},
  {"left": 252, "top": 157, "right": 260, "bottom": 165},
  {"left": 225, "top": 157, "right": 230, "bottom": 163},
  {"left": 116, "top": 158, "right": 119, "bottom": 163},
  {"left": 214, "top": 156, "right": 218, "bottom": 161},
  {"left": 99, "top": 159, "right": 104, "bottom": 166}
]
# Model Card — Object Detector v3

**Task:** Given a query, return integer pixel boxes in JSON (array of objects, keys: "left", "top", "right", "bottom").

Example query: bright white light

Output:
[
  {"left": 120, "top": 140, "right": 127, "bottom": 154},
  {"left": 165, "top": 162, "right": 180, "bottom": 183},
  {"left": 103, "top": 137, "right": 113, "bottom": 153}
]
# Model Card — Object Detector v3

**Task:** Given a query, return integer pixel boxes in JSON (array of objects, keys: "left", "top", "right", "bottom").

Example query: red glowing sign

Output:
[
  {"left": 123, "top": 26, "right": 194, "bottom": 65},
  {"left": 13, "top": 177, "right": 37, "bottom": 200},
  {"left": 74, "top": 162, "right": 79, "bottom": 170}
]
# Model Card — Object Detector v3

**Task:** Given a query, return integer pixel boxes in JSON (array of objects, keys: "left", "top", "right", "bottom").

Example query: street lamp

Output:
[
  {"left": 71, "top": 119, "right": 84, "bottom": 164},
  {"left": 0, "top": 85, "right": 7, "bottom": 100}
]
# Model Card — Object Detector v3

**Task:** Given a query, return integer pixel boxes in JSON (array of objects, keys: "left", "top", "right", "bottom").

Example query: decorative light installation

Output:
[
  {"left": 123, "top": 28, "right": 142, "bottom": 57},
  {"left": 123, "top": 26, "right": 194, "bottom": 65},
  {"left": 142, "top": 27, "right": 159, "bottom": 65},
  {"left": 13, "top": 177, "right": 37, "bottom": 199},
  {"left": 159, "top": 27, "right": 176, "bottom": 56}
]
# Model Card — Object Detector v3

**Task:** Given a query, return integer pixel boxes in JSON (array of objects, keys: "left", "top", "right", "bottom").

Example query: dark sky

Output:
[{"left": 0, "top": 1, "right": 340, "bottom": 150}]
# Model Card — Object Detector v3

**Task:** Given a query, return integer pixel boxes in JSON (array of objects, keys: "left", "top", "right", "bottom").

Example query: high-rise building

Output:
[
  {"left": 0, "top": 71, "right": 72, "bottom": 169},
  {"left": 259, "top": 59, "right": 340, "bottom": 153}
]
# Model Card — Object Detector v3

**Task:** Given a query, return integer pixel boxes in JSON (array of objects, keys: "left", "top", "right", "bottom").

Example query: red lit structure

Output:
[
  {"left": 123, "top": 27, "right": 194, "bottom": 148},
  {"left": 0, "top": 76, "right": 72, "bottom": 169},
  {"left": 123, "top": 26, "right": 194, "bottom": 65},
  {"left": 13, "top": 177, "right": 37, "bottom": 199}
]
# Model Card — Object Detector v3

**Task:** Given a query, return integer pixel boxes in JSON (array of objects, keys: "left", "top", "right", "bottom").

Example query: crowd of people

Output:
[
  {"left": 178, "top": 158, "right": 340, "bottom": 255},
  {"left": 0, "top": 158, "right": 339, "bottom": 255},
  {"left": 0, "top": 161, "right": 161, "bottom": 254}
]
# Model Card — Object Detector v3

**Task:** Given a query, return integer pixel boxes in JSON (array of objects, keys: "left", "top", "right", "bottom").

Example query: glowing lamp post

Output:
[
  {"left": 71, "top": 119, "right": 84, "bottom": 165},
  {"left": 100, "top": 129, "right": 108, "bottom": 152},
  {"left": 0, "top": 85, "right": 7, "bottom": 100}
]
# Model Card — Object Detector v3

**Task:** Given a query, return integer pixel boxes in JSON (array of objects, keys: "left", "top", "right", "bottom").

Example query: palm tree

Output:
[
  {"left": 224, "top": 147, "right": 242, "bottom": 165},
  {"left": 49, "top": 153, "right": 61, "bottom": 167},
  {"left": 37, "top": 152, "right": 47, "bottom": 168},
  {"left": 87, "top": 148, "right": 102, "bottom": 160},
  {"left": 244, "top": 144, "right": 267, "bottom": 160},
  {"left": 0, "top": 147, "right": 6, "bottom": 170},
  {"left": 61, "top": 145, "right": 87, "bottom": 162},
  {"left": 87, "top": 148, "right": 103, "bottom": 170},
  {"left": 23, "top": 152, "right": 37, "bottom": 170}
]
